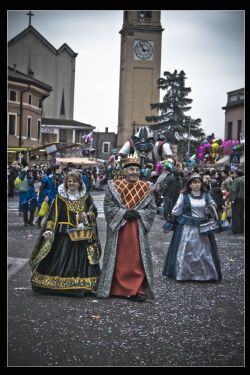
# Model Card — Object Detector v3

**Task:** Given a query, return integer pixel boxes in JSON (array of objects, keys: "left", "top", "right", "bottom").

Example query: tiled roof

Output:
[
  {"left": 41, "top": 118, "right": 94, "bottom": 129},
  {"left": 8, "top": 66, "right": 52, "bottom": 91}
]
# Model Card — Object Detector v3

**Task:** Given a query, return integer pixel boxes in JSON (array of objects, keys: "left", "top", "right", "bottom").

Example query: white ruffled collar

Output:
[
  {"left": 58, "top": 183, "right": 86, "bottom": 200},
  {"left": 190, "top": 190, "right": 201, "bottom": 197}
]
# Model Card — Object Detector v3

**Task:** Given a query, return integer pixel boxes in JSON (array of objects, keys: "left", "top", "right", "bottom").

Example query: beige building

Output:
[
  {"left": 117, "top": 11, "right": 163, "bottom": 147},
  {"left": 222, "top": 88, "right": 244, "bottom": 140}
]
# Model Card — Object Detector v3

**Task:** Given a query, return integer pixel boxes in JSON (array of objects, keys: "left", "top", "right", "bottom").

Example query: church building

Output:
[{"left": 8, "top": 11, "right": 94, "bottom": 151}]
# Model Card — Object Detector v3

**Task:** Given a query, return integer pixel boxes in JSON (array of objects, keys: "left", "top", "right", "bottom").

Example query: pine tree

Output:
[{"left": 146, "top": 69, "right": 205, "bottom": 158}]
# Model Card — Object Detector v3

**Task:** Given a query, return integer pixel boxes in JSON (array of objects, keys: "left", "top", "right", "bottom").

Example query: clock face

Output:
[{"left": 134, "top": 40, "right": 153, "bottom": 60}]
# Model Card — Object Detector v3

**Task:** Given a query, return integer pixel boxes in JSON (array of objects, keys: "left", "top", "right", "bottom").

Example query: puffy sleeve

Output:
[
  {"left": 207, "top": 192, "right": 217, "bottom": 209},
  {"left": 171, "top": 193, "right": 185, "bottom": 216}
]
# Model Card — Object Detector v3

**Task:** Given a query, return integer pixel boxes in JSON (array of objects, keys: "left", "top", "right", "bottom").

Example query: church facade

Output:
[
  {"left": 8, "top": 18, "right": 94, "bottom": 154},
  {"left": 8, "top": 25, "right": 76, "bottom": 120}
]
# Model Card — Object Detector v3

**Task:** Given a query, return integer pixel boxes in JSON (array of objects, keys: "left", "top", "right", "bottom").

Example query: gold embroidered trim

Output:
[
  {"left": 87, "top": 242, "right": 101, "bottom": 265},
  {"left": 30, "top": 240, "right": 52, "bottom": 272},
  {"left": 46, "top": 221, "right": 56, "bottom": 230},
  {"left": 68, "top": 228, "right": 93, "bottom": 241},
  {"left": 87, "top": 211, "right": 96, "bottom": 225},
  {"left": 60, "top": 195, "right": 88, "bottom": 213},
  {"left": 31, "top": 271, "right": 98, "bottom": 290}
]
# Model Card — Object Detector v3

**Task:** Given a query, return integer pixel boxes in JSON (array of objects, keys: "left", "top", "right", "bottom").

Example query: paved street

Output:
[{"left": 7, "top": 193, "right": 245, "bottom": 367}]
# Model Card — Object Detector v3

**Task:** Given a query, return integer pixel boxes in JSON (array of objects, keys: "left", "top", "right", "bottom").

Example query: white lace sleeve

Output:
[{"left": 171, "top": 193, "right": 184, "bottom": 216}]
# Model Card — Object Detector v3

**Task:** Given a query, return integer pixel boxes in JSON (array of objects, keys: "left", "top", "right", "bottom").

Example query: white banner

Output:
[{"left": 41, "top": 127, "right": 59, "bottom": 134}]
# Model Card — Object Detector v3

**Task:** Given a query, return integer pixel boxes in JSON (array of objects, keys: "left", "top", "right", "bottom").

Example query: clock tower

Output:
[{"left": 117, "top": 10, "right": 164, "bottom": 147}]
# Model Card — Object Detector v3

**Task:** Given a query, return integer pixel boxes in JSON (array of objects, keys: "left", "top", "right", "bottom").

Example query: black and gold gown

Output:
[{"left": 29, "top": 185, "right": 101, "bottom": 297}]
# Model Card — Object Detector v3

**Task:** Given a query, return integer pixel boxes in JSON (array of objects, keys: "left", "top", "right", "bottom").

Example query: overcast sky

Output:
[{"left": 7, "top": 10, "right": 244, "bottom": 139}]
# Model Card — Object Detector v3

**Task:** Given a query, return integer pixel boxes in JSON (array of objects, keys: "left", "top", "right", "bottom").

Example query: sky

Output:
[{"left": 7, "top": 10, "right": 245, "bottom": 139}]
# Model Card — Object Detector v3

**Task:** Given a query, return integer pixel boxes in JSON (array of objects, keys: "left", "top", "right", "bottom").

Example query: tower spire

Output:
[
  {"left": 60, "top": 89, "right": 65, "bottom": 117},
  {"left": 26, "top": 11, "right": 34, "bottom": 26}
]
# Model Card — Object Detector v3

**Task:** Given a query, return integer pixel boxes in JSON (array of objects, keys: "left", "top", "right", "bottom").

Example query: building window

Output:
[
  {"left": 29, "top": 94, "right": 32, "bottom": 105},
  {"left": 37, "top": 120, "right": 41, "bottom": 139},
  {"left": 9, "top": 90, "right": 17, "bottom": 101},
  {"left": 138, "top": 11, "right": 152, "bottom": 22},
  {"left": 237, "top": 120, "right": 242, "bottom": 140},
  {"left": 227, "top": 122, "right": 232, "bottom": 139},
  {"left": 27, "top": 117, "right": 32, "bottom": 138},
  {"left": 239, "top": 93, "right": 244, "bottom": 100},
  {"left": 229, "top": 95, "right": 238, "bottom": 102},
  {"left": 8, "top": 114, "right": 16, "bottom": 135},
  {"left": 103, "top": 142, "right": 110, "bottom": 153}
]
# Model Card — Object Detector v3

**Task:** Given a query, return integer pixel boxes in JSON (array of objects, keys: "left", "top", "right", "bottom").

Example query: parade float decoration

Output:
[
  {"left": 118, "top": 126, "right": 156, "bottom": 179},
  {"left": 152, "top": 133, "right": 173, "bottom": 164},
  {"left": 81, "top": 132, "right": 95, "bottom": 159},
  {"left": 194, "top": 133, "right": 243, "bottom": 166}
]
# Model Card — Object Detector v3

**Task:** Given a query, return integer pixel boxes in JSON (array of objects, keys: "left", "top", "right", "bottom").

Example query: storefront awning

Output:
[{"left": 56, "top": 157, "right": 99, "bottom": 167}]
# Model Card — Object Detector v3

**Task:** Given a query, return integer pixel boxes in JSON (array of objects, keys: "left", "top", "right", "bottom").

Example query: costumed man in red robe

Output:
[{"left": 97, "top": 152, "right": 157, "bottom": 302}]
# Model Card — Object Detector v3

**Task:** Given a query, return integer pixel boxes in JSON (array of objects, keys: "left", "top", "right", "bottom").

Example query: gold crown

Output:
[
  {"left": 123, "top": 151, "right": 141, "bottom": 168},
  {"left": 68, "top": 228, "right": 93, "bottom": 241}
]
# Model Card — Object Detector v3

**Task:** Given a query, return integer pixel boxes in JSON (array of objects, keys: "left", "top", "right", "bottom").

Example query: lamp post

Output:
[
  {"left": 187, "top": 119, "right": 191, "bottom": 159},
  {"left": 19, "top": 85, "right": 30, "bottom": 147}
]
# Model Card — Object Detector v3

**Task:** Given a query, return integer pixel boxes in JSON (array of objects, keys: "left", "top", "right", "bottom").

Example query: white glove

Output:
[
  {"left": 43, "top": 230, "right": 54, "bottom": 242},
  {"left": 78, "top": 212, "right": 88, "bottom": 225}
]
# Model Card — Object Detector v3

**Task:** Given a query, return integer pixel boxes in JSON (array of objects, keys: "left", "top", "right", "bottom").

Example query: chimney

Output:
[{"left": 105, "top": 127, "right": 108, "bottom": 133}]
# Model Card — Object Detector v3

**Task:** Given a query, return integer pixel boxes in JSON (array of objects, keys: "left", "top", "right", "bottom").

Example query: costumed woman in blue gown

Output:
[{"left": 162, "top": 172, "right": 222, "bottom": 281}]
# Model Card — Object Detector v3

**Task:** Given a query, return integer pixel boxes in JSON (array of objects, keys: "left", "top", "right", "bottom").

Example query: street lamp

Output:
[{"left": 187, "top": 119, "right": 191, "bottom": 159}]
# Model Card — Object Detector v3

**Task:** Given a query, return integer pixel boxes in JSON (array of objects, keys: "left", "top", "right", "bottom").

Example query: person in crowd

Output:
[
  {"left": 209, "top": 179, "right": 224, "bottom": 220},
  {"left": 8, "top": 161, "right": 20, "bottom": 197},
  {"left": 80, "top": 169, "right": 90, "bottom": 193},
  {"left": 229, "top": 169, "right": 244, "bottom": 234},
  {"left": 97, "top": 153, "right": 157, "bottom": 302},
  {"left": 36, "top": 175, "right": 52, "bottom": 227},
  {"left": 162, "top": 173, "right": 222, "bottom": 281},
  {"left": 222, "top": 191, "right": 232, "bottom": 225},
  {"left": 214, "top": 170, "right": 223, "bottom": 186},
  {"left": 158, "top": 161, "right": 182, "bottom": 220},
  {"left": 29, "top": 170, "right": 101, "bottom": 297},
  {"left": 221, "top": 169, "right": 233, "bottom": 193},
  {"left": 48, "top": 165, "right": 64, "bottom": 201},
  {"left": 202, "top": 173, "right": 211, "bottom": 192},
  {"left": 15, "top": 164, "right": 37, "bottom": 226},
  {"left": 149, "top": 171, "right": 163, "bottom": 208}
]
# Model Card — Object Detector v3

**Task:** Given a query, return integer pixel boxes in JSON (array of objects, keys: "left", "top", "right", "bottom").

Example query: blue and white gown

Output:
[{"left": 162, "top": 192, "right": 222, "bottom": 281}]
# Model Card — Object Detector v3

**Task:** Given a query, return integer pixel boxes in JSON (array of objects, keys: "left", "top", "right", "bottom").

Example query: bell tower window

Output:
[{"left": 138, "top": 11, "right": 152, "bottom": 22}]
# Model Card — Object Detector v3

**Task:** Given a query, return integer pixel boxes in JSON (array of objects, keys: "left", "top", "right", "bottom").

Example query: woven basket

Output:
[{"left": 68, "top": 228, "right": 93, "bottom": 241}]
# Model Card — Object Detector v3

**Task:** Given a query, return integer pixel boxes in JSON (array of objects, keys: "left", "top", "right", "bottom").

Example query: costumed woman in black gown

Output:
[{"left": 29, "top": 170, "right": 101, "bottom": 297}]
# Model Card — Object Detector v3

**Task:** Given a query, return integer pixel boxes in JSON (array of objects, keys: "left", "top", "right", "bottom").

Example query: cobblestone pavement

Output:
[{"left": 7, "top": 194, "right": 245, "bottom": 367}]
